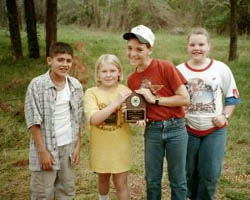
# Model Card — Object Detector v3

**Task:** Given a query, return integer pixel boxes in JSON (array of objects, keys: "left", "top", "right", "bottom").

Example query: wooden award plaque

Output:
[{"left": 125, "top": 92, "right": 146, "bottom": 123}]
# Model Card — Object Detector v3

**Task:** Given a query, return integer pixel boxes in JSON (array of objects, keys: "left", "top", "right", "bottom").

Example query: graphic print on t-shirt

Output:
[
  {"left": 186, "top": 78, "right": 218, "bottom": 114},
  {"left": 96, "top": 103, "right": 123, "bottom": 131},
  {"left": 140, "top": 77, "right": 163, "bottom": 95}
]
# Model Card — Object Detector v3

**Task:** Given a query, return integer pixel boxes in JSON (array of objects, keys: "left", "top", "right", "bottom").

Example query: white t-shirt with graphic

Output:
[
  {"left": 54, "top": 79, "right": 72, "bottom": 146},
  {"left": 177, "top": 59, "right": 239, "bottom": 131}
]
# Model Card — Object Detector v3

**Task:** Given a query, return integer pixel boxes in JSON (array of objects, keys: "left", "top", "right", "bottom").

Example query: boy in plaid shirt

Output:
[{"left": 25, "top": 42, "right": 84, "bottom": 200}]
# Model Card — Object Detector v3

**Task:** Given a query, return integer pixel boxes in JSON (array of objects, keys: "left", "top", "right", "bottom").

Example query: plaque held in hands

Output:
[{"left": 125, "top": 92, "right": 146, "bottom": 123}]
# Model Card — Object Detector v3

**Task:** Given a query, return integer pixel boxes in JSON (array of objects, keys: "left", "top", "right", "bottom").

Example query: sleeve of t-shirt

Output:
[
  {"left": 176, "top": 67, "right": 187, "bottom": 85},
  {"left": 220, "top": 62, "right": 240, "bottom": 99},
  {"left": 164, "top": 62, "right": 187, "bottom": 92},
  {"left": 84, "top": 88, "right": 100, "bottom": 123}
]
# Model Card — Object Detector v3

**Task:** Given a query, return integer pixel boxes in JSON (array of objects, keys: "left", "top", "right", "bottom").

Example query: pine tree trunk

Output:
[
  {"left": 229, "top": 0, "right": 238, "bottom": 61},
  {"left": 106, "top": 0, "right": 112, "bottom": 28},
  {"left": 83, "top": 0, "right": 93, "bottom": 27},
  {"left": 6, "top": 0, "right": 23, "bottom": 59},
  {"left": 35, "top": 0, "right": 45, "bottom": 23},
  {"left": 24, "top": 0, "right": 40, "bottom": 59},
  {"left": 93, "top": 0, "right": 100, "bottom": 27},
  {"left": 45, "top": 0, "right": 57, "bottom": 56},
  {"left": 0, "top": 0, "right": 7, "bottom": 26},
  {"left": 119, "top": 0, "right": 128, "bottom": 30}
]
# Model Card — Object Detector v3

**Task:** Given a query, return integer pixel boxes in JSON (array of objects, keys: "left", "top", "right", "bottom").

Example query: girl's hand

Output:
[
  {"left": 135, "top": 88, "right": 155, "bottom": 104},
  {"left": 71, "top": 137, "right": 81, "bottom": 167},
  {"left": 114, "top": 90, "right": 132, "bottom": 109},
  {"left": 212, "top": 115, "right": 228, "bottom": 127},
  {"left": 135, "top": 120, "right": 146, "bottom": 127},
  {"left": 121, "top": 103, "right": 127, "bottom": 113}
]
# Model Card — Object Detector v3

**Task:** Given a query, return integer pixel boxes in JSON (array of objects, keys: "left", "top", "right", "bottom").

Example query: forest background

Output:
[{"left": 0, "top": 0, "right": 250, "bottom": 199}]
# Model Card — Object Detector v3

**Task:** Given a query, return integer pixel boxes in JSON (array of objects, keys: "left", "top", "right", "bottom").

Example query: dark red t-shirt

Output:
[{"left": 127, "top": 59, "right": 187, "bottom": 121}]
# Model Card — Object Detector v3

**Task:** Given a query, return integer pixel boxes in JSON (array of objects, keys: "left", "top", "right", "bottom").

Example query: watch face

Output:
[
  {"left": 131, "top": 96, "right": 140, "bottom": 107},
  {"left": 155, "top": 99, "right": 159, "bottom": 105},
  {"left": 223, "top": 113, "right": 229, "bottom": 119}
]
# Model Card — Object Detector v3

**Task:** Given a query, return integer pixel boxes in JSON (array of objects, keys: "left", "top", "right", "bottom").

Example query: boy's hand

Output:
[
  {"left": 71, "top": 139, "right": 81, "bottom": 167},
  {"left": 39, "top": 150, "right": 54, "bottom": 171},
  {"left": 135, "top": 88, "right": 155, "bottom": 104}
]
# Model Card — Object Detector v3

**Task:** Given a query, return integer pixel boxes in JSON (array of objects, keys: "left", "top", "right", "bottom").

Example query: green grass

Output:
[{"left": 0, "top": 25, "right": 250, "bottom": 199}]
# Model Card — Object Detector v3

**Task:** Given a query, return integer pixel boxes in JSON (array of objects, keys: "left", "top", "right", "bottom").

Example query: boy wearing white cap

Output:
[{"left": 123, "top": 25, "right": 190, "bottom": 200}]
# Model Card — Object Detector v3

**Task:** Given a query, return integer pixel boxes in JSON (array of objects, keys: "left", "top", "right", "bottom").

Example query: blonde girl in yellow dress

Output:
[{"left": 84, "top": 54, "right": 132, "bottom": 200}]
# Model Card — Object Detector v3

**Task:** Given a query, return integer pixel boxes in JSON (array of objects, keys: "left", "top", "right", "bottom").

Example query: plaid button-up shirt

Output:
[{"left": 24, "top": 70, "right": 84, "bottom": 171}]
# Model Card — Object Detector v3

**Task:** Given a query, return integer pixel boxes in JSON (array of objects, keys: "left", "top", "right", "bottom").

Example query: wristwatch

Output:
[
  {"left": 155, "top": 97, "right": 160, "bottom": 105},
  {"left": 223, "top": 112, "right": 230, "bottom": 120}
]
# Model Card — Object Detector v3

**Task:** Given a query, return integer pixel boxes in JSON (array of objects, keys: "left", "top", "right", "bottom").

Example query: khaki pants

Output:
[{"left": 31, "top": 144, "right": 75, "bottom": 200}]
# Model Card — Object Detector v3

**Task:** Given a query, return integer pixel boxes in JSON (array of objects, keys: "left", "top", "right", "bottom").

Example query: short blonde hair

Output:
[
  {"left": 95, "top": 54, "right": 124, "bottom": 85},
  {"left": 187, "top": 27, "right": 210, "bottom": 43}
]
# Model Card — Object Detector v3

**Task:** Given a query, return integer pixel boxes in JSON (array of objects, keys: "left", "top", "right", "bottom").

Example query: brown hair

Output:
[
  {"left": 95, "top": 54, "right": 124, "bottom": 85},
  {"left": 126, "top": 34, "right": 151, "bottom": 48},
  {"left": 49, "top": 42, "right": 73, "bottom": 57},
  {"left": 187, "top": 27, "right": 210, "bottom": 43}
]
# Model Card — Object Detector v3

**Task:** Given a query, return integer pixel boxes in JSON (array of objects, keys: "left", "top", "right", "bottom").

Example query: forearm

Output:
[
  {"left": 30, "top": 125, "right": 54, "bottom": 170},
  {"left": 90, "top": 101, "right": 119, "bottom": 125},
  {"left": 157, "top": 95, "right": 190, "bottom": 107},
  {"left": 223, "top": 105, "right": 236, "bottom": 118},
  {"left": 30, "top": 125, "right": 46, "bottom": 152},
  {"left": 136, "top": 85, "right": 190, "bottom": 107},
  {"left": 75, "top": 132, "right": 81, "bottom": 149}
]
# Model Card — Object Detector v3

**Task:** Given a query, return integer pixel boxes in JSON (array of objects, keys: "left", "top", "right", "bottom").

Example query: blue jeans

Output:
[
  {"left": 186, "top": 128, "right": 227, "bottom": 200},
  {"left": 144, "top": 118, "right": 188, "bottom": 200}
]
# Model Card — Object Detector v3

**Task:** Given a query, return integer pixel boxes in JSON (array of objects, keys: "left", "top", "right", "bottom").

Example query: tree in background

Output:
[
  {"left": 45, "top": 0, "right": 57, "bottom": 56},
  {"left": 229, "top": 0, "right": 238, "bottom": 61},
  {"left": 0, "top": 0, "right": 7, "bottom": 27},
  {"left": 6, "top": 0, "right": 23, "bottom": 59},
  {"left": 35, "top": 0, "right": 45, "bottom": 24},
  {"left": 83, "top": 0, "right": 94, "bottom": 27},
  {"left": 237, "top": 0, "right": 250, "bottom": 34},
  {"left": 24, "top": 0, "right": 40, "bottom": 59},
  {"left": 93, "top": 0, "right": 100, "bottom": 28},
  {"left": 119, "top": 0, "right": 128, "bottom": 30},
  {"left": 105, "top": 0, "right": 112, "bottom": 28}
]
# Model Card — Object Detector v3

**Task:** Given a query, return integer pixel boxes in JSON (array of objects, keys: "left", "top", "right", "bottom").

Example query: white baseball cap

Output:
[{"left": 123, "top": 25, "right": 155, "bottom": 47}]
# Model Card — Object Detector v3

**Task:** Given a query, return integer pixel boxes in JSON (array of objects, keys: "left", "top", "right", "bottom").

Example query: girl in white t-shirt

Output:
[{"left": 177, "top": 27, "right": 240, "bottom": 200}]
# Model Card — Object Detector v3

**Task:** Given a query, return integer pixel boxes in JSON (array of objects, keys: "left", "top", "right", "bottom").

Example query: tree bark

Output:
[
  {"left": 83, "top": 0, "right": 93, "bottom": 27},
  {"left": 17, "top": 1, "right": 24, "bottom": 31},
  {"left": 119, "top": 0, "right": 128, "bottom": 30},
  {"left": 35, "top": 0, "right": 45, "bottom": 23},
  {"left": 93, "top": 0, "right": 100, "bottom": 27},
  {"left": 0, "top": 0, "right": 8, "bottom": 26},
  {"left": 45, "top": 0, "right": 57, "bottom": 56},
  {"left": 229, "top": 0, "right": 238, "bottom": 61},
  {"left": 24, "top": 0, "right": 40, "bottom": 59},
  {"left": 106, "top": 0, "right": 112, "bottom": 28},
  {"left": 6, "top": 0, "right": 23, "bottom": 59}
]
